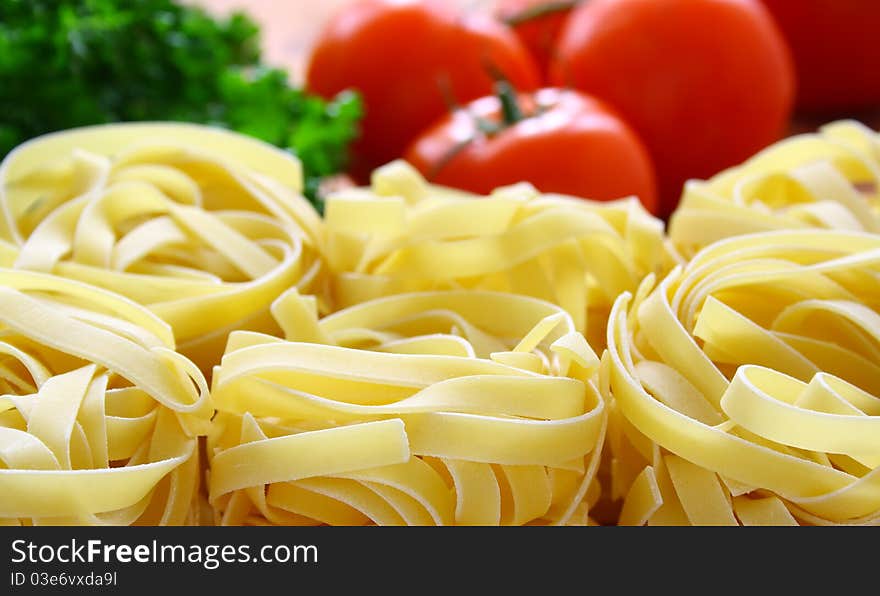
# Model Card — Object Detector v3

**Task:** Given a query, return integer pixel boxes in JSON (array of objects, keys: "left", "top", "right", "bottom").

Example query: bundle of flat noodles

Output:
[
  {"left": 323, "top": 160, "right": 674, "bottom": 349},
  {"left": 669, "top": 121, "right": 880, "bottom": 258},
  {"left": 208, "top": 289, "right": 606, "bottom": 525},
  {"left": 0, "top": 268, "right": 212, "bottom": 525},
  {"left": 604, "top": 230, "right": 880, "bottom": 525},
  {"left": 0, "top": 123, "right": 324, "bottom": 373}
]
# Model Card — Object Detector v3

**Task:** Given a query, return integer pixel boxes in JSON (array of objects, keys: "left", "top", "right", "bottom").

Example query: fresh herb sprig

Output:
[{"left": 0, "top": 0, "right": 361, "bottom": 209}]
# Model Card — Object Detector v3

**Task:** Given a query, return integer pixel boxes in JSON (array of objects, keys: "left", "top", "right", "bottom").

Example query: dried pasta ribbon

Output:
[
  {"left": 670, "top": 120, "right": 880, "bottom": 258},
  {"left": 0, "top": 269, "right": 212, "bottom": 525},
  {"left": 605, "top": 230, "right": 880, "bottom": 525},
  {"left": 323, "top": 160, "right": 675, "bottom": 349},
  {"left": 0, "top": 123, "right": 324, "bottom": 373},
  {"left": 209, "top": 290, "right": 606, "bottom": 526}
]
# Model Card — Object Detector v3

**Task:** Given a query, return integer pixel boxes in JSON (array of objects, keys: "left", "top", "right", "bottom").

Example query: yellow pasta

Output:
[
  {"left": 323, "top": 160, "right": 675, "bottom": 349},
  {"left": 669, "top": 120, "right": 880, "bottom": 258},
  {"left": 604, "top": 230, "right": 880, "bottom": 525},
  {"left": 5, "top": 116, "right": 878, "bottom": 527},
  {"left": 0, "top": 268, "right": 212, "bottom": 525},
  {"left": 0, "top": 123, "right": 324, "bottom": 373},
  {"left": 208, "top": 289, "right": 606, "bottom": 526}
]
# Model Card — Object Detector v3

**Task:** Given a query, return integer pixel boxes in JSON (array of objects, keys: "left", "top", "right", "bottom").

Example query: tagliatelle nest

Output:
[
  {"left": 208, "top": 289, "right": 606, "bottom": 526},
  {"left": 670, "top": 121, "right": 880, "bottom": 258},
  {"left": 604, "top": 230, "right": 880, "bottom": 526},
  {"left": 323, "top": 161, "right": 675, "bottom": 351},
  {"left": 4, "top": 119, "right": 880, "bottom": 527},
  {"left": 0, "top": 270, "right": 212, "bottom": 525},
  {"left": 0, "top": 123, "right": 325, "bottom": 374}
]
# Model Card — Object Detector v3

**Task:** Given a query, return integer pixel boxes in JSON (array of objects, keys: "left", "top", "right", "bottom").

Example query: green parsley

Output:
[{"left": 0, "top": 0, "right": 361, "bottom": 209}]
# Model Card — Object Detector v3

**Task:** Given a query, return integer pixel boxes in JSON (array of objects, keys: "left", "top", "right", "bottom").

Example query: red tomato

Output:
[
  {"left": 405, "top": 87, "right": 658, "bottom": 213},
  {"left": 306, "top": 0, "right": 540, "bottom": 181},
  {"left": 761, "top": 0, "right": 880, "bottom": 113},
  {"left": 550, "top": 0, "right": 795, "bottom": 217},
  {"left": 496, "top": 0, "right": 579, "bottom": 79}
]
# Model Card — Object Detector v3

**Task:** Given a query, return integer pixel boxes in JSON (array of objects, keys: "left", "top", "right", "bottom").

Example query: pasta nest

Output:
[
  {"left": 323, "top": 161, "right": 675, "bottom": 349},
  {"left": 670, "top": 121, "right": 880, "bottom": 258},
  {"left": 208, "top": 289, "right": 607, "bottom": 526},
  {"left": 604, "top": 230, "right": 880, "bottom": 525},
  {"left": 0, "top": 123, "right": 325, "bottom": 374},
  {"left": 0, "top": 269, "right": 211, "bottom": 525}
]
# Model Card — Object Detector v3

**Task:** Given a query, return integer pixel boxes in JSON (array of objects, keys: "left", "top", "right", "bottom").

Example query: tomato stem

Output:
[
  {"left": 503, "top": 1, "right": 582, "bottom": 27},
  {"left": 496, "top": 80, "right": 523, "bottom": 125},
  {"left": 436, "top": 73, "right": 460, "bottom": 113}
]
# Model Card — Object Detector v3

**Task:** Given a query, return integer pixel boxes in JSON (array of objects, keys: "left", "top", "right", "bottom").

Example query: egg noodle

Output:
[
  {"left": 209, "top": 289, "right": 606, "bottom": 525},
  {"left": 605, "top": 231, "right": 880, "bottom": 525},
  {"left": 0, "top": 268, "right": 212, "bottom": 525},
  {"left": 0, "top": 123, "right": 324, "bottom": 374},
  {"left": 670, "top": 121, "right": 880, "bottom": 258},
  {"left": 323, "top": 160, "right": 675, "bottom": 349},
  {"left": 1, "top": 121, "right": 879, "bottom": 525}
]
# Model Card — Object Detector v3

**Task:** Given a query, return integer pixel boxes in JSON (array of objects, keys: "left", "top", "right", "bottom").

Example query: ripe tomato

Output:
[
  {"left": 550, "top": 0, "right": 794, "bottom": 217},
  {"left": 496, "top": 0, "right": 579, "bottom": 79},
  {"left": 405, "top": 86, "right": 658, "bottom": 213},
  {"left": 761, "top": 0, "right": 880, "bottom": 113},
  {"left": 306, "top": 0, "right": 540, "bottom": 181}
]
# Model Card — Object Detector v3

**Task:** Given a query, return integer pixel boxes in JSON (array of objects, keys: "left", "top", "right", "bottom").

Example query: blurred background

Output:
[
  {"left": 197, "top": 1, "right": 487, "bottom": 81},
  {"left": 2, "top": 0, "right": 879, "bottom": 215},
  {"left": 197, "top": 0, "right": 880, "bottom": 127}
]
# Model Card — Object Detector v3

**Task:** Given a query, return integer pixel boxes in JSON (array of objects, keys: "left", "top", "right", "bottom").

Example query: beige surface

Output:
[{"left": 200, "top": 0, "right": 494, "bottom": 82}]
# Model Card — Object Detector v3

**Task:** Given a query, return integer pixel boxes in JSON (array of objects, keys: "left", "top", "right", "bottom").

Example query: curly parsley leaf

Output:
[{"left": 0, "top": 0, "right": 360, "bottom": 209}]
